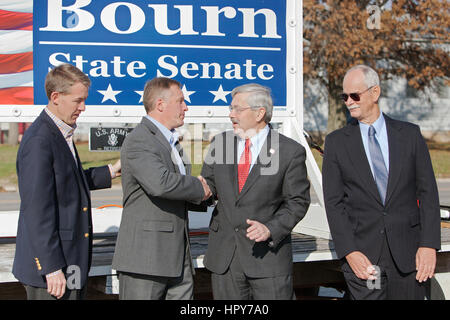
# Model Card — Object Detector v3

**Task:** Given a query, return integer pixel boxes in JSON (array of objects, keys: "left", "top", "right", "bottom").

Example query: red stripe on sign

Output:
[
  {"left": 0, "top": 52, "right": 33, "bottom": 74},
  {"left": 0, "top": 87, "right": 33, "bottom": 104},
  {"left": 0, "top": 9, "right": 33, "bottom": 31}
]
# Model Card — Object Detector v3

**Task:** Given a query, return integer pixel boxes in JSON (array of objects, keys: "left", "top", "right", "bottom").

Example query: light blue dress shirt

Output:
[
  {"left": 359, "top": 113, "right": 390, "bottom": 177},
  {"left": 145, "top": 115, "right": 186, "bottom": 175},
  {"left": 237, "top": 125, "right": 270, "bottom": 172}
]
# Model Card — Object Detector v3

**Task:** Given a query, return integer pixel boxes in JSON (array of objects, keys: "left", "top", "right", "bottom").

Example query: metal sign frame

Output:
[{"left": 0, "top": 0, "right": 329, "bottom": 239}]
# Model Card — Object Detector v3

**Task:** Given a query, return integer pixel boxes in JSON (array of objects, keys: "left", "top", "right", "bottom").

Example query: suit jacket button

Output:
[
  {"left": 83, "top": 207, "right": 88, "bottom": 212},
  {"left": 380, "top": 229, "right": 385, "bottom": 234},
  {"left": 382, "top": 211, "right": 387, "bottom": 216},
  {"left": 234, "top": 228, "right": 239, "bottom": 232},
  {"left": 84, "top": 233, "right": 89, "bottom": 238}
]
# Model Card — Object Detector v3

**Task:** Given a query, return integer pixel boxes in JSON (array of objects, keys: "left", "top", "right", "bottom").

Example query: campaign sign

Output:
[
  {"left": 33, "top": 0, "right": 287, "bottom": 108},
  {"left": 89, "top": 126, "right": 133, "bottom": 151}
]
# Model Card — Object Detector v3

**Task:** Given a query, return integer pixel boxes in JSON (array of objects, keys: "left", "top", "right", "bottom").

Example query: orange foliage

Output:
[{"left": 303, "top": 0, "right": 450, "bottom": 130}]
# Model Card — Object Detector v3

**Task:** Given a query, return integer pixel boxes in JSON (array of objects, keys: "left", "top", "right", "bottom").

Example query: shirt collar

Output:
[
  {"left": 238, "top": 124, "right": 270, "bottom": 146},
  {"left": 145, "top": 115, "right": 179, "bottom": 146},
  {"left": 45, "top": 107, "right": 76, "bottom": 139},
  {"left": 359, "top": 112, "right": 385, "bottom": 136}
]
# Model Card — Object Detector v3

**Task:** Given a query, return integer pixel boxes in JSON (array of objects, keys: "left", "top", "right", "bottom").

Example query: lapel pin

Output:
[{"left": 269, "top": 148, "right": 275, "bottom": 155}]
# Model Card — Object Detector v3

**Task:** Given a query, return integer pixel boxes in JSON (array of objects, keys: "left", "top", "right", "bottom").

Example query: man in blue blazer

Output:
[{"left": 13, "top": 64, "right": 121, "bottom": 300}]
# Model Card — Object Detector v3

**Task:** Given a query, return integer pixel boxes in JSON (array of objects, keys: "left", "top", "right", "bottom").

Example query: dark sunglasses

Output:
[{"left": 341, "top": 86, "right": 374, "bottom": 102}]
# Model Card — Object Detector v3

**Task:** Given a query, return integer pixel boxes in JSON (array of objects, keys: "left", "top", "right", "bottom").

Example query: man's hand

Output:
[
  {"left": 416, "top": 247, "right": 436, "bottom": 283},
  {"left": 246, "top": 219, "right": 271, "bottom": 242},
  {"left": 197, "top": 176, "right": 212, "bottom": 200},
  {"left": 345, "top": 251, "right": 377, "bottom": 280},
  {"left": 111, "top": 159, "right": 121, "bottom": 178},
  {"left": 46, "top": 269, "right": 66, "bottom": 299}
]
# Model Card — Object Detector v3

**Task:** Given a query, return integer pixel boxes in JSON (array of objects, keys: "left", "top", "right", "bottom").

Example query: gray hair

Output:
[
  {"left": 231, "top": 83, "right": 273, "bottom": 123},
  {"left": 344, "top": 65, "right": 380, "bottom": 89}
]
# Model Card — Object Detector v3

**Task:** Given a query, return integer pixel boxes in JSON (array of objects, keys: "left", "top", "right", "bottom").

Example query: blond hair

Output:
[{"left": 45, "top": 64, "right": 90, "bottom": 99}]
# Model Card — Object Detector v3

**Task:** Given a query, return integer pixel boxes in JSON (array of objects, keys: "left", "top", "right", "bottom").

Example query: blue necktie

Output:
[{"left": 368, "top": 126, "right": 388, "bottom": 204}]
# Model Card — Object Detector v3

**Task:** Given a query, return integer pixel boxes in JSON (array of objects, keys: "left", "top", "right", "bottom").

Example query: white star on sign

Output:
[
  {"left": 181, "top": 84, "right": 195, "bottom": 103},
  {"left": 98, "top": 84, "right": 122, "bottom": 103},
  {"left": 209, "top": 84, "right": 231, "bottom": 103},
  {"left": 135, "top": 90, "right": 144, "bottom": 103}
]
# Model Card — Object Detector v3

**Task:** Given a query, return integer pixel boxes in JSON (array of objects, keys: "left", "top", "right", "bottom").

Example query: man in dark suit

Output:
[
  {"left": 201, "top": 83, "right": 311, "bottom": 299},
  {"left": 112, "top": 77, "right": 211, "bottom": 300},
  {"left": 323, "top": 65, "right": 441, "bottom": 300},
  {"left": 13, "top": 64, "right": 121, "bottom": 300}
]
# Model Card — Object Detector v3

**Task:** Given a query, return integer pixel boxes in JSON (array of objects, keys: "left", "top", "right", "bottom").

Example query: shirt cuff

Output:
[
  {"left": 108, "top": 164, "right": 116, "bottom": 179},
  {"left": 46, "top": 269, "right": 63, "bottom": 278}
]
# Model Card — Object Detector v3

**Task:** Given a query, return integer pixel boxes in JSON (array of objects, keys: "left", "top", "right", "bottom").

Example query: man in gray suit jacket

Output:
[
  {"left": 201, "top": 83, "right": 311, "bottom": 299},
  {"left": 112, "top": 77, "right": 211, "bottom": 300}
]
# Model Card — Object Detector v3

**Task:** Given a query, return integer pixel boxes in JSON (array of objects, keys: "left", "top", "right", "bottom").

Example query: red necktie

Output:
[{"left": 238, "top": 139, "right": 252, "bottom": 193}]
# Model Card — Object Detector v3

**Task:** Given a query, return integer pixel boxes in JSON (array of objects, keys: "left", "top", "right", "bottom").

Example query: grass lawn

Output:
[
  {"left": 0, "top": 144, "right": 18, "bottom": 186},
  {"left": 427, "top": 142, "right": 450, "bottom": 179},
  {"left": 0, "top": 140, "right": 448, "bottom": 189}
]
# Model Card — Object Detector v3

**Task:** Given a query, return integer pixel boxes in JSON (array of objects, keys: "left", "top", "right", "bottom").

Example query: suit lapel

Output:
[
  {"left": 41, "top": 111, "right": 81, "bottom": 179},
  {"left": 343, "top": 120, "right": 382, "bottom": 205},
  {"left": 230, "top": 135, "right": 239, "bottom": 200},
  {"left": 384, "top": 115, "right": 404, "bottom": 205},
  {"left": 142, "top": 117, "right": 182, "bottom": 173},
  {"left": 41, "top": 110, "right": 89, "bottom": 197},
  {"left": 142, "top": 117, "right": 172, "bottom": 154},
  {"left": 73, "top": 143, "right": 90, "bottom": 197}
]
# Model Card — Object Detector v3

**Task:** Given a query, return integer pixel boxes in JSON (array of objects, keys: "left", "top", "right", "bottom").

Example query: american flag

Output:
[{"left": 0, "top": 0, "right": 33, "bottom": 105}]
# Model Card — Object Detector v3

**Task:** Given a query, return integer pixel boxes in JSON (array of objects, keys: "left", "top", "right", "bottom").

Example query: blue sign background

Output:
[{"left": 33, "top": 0, "right": 287, "bottom": 106}]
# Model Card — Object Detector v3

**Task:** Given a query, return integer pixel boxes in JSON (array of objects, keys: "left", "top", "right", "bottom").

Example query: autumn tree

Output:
[{"left": 303, "top": 0, "right": 450, "bottom": 133}]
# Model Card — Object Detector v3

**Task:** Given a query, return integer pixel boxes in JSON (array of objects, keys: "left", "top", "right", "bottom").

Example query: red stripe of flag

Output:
[
  {"left": 0, "top": 87, "right": 33, "bottom": 104},
  {"left": 0, "top": 52, "right": 33, "bottom": 74},
  {"left": 0, "top": 9, "right": 33, "bottom": 31}
]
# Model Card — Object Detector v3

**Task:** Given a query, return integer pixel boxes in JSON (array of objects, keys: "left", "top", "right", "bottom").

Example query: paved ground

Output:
[{"left": 1, "top": 179, "right": 449, "bottom": 211}]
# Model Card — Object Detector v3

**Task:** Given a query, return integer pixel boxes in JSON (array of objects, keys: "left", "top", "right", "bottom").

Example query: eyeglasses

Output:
[
  {"left": 228, "top": 105, "right": 254, "bottom": 113},
  {"left": 341, "top": 86, "right": 374, "bottom": 102}
]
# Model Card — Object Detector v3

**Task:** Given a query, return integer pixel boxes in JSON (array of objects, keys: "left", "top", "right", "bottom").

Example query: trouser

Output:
[
  {"left": 118, "top": 245, "right": 194, "bottom": 300},
  {"left": 341, "top": 233, "right": 428, "bottom": 300},
  {"left": 211, "top": 250, "right": 295, "bottom": 300},
  {"left": 24, "top": 284, "right": 87, "bottom": 300}
]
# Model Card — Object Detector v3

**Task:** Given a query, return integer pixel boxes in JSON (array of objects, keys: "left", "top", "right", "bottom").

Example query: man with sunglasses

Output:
[{"left": 322, "top": 65, "right": 440, "bottom": 300}]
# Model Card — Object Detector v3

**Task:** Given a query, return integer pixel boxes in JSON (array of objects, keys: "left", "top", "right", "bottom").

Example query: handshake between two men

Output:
[
  {"left": 197, "top": 176, "right": 212, "bottom": 201},
  {"left": 196, "top": 175, "right": 271, "bottom": 243}
]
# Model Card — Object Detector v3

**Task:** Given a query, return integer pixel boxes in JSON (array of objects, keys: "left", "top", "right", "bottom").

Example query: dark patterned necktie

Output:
[{"left": 368, "top": 126, "right": 388, "bottom": 204}]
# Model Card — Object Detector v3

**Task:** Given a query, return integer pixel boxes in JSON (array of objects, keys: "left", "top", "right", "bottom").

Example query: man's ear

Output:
[
  {"left": 50, "top": 91, "right": 60, "bottom": 106},
  {"left": 256, "top": 107, "right": 266, "bottom": 122},
  {"left": 371, "top": 85, "right": 381, "bottom": 103},
  {"left": 155, "top": 98, "right": 165, "bottom": 112}
]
